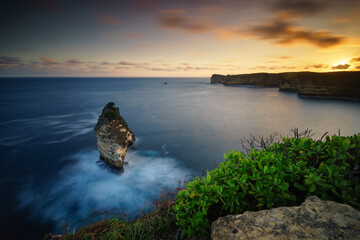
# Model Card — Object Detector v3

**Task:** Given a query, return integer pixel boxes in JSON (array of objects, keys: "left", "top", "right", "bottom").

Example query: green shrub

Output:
[
  {"left": 174, "top": 134, "right": 360, "bottom": 238},
  {"left": 104, "top": 102, "right": 120, "bottom": 121}
]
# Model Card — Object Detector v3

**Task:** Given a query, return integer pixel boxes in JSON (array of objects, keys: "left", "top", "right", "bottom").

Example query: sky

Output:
[{"left": 0, "top": 0, "right": 360, "bottom": 77}]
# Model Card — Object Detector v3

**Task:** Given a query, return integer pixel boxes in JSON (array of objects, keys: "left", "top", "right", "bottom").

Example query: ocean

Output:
[{"left": 0, "top": 77, "right": 360, "bottom": 239}]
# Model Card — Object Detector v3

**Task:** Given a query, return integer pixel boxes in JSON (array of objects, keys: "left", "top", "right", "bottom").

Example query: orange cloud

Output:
[
  {"left": 246, "top": 13, "right": 345, "bottom": 48},
  {"left": 66, "top": 59, "right": 82, "bottom": 64},
  {"left": 351, "top": 57, "right": 360, "bottom": 62},
  {"left": 332, "top": 18, "right": 351, "bottom": 23},
  {"left": 41, "top": 57, "right": 58, "bottom": 65}
]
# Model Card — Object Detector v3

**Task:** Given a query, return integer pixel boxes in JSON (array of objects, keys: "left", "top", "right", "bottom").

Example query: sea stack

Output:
[{"left": 94, "top": 102, "right": 135, "bottom": 168}]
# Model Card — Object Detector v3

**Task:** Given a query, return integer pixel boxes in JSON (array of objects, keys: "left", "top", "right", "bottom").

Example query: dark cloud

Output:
[
  {"left": 158, "top": 9, "right": 213, "bottom": 33},
  {"left": 274, "top": 0, "right": 324, "bottom": 15},
  {"left": 0, "top": 56, "right": 22, "bottom": 65},
  {"left": 355, "top": 66, "right": 360, "bottom": 70},
  {"left": 350, "top": 57, "right": 360, "bottom": 62},
  {"left": 118, "top": 61, "right": 139, "bottom": 66},
  {"left": 247, "top": 13, "right": 345, "bottom": 48},
  {"left": 332, "top": 64, "right": 351, "bottom": 70},
  {"left": 41, "top": 57, "right": 58, "bottom": 65},
  {"left": 273, "top": 0, "right": 360, "bottom": 16}
]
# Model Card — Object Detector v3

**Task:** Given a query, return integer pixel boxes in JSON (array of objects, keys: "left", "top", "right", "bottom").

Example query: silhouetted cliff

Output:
[{"left": 211, "top": 71, "right": 360, "bottom": 98}]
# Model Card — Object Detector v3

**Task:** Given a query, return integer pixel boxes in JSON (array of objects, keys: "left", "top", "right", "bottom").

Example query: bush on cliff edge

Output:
[{"left": 174, "top": 134, "right": 360, "bottom": 238}]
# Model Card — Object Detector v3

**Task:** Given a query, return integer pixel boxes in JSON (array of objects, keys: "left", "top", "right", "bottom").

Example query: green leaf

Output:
[
  {"left": 294, "top": 182, "right": 307, "bottom": 191},
  {"left": 269, "top": 166, "right": 276, "bottom": 174},
  {"left": 309, "top": 184, "right": 316, "bottom": 192}
]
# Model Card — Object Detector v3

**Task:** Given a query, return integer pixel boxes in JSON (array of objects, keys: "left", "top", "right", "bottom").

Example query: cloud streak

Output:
[
  {"left": 305, "top": 64, "right": 329, "bottom": 69},
  {"left": 41, "top": 57, "right": 59, "bottom": 65},
  {"left": 246, "top": 13, "right": 345, "bottom": 48},
  {"left": 274, "top": 0, "right": 325, "bottom": 15},
  {"left": 158, "top": 9, "right": 213, "bottom": 34},
  {"left": 0, "top": 56, "right": 22, "bottom": 65},
  {"left": 0, "top": 56, "right": 220, "bottom": 75},
  {"left": 66, "top": 59, "right": 82, "bottom": 64}
]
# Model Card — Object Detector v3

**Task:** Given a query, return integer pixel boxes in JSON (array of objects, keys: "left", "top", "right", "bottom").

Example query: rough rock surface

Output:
[
  {"left": 211, "top": 196, "right": 360, "bottom": 240},
  {"left": 211, "top": 71, "right": 360, "bottom": 98},
  {"left": 94, "top": 102, "right": 135, "bottom": 168}
]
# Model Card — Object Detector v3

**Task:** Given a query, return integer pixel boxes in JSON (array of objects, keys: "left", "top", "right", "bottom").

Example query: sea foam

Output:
[{"left": 17, "top": 149, "right": 188, "bottom": 230}]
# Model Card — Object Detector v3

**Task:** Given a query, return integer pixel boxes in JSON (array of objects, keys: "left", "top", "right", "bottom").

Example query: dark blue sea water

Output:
[{"left": 1, "top": 77, "right": 360, "bottom": 240}]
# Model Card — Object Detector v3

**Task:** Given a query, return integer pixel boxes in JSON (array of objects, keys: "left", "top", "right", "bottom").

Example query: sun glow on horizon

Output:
[{"left": 333, "top": 59, "right": 350, "bottom": 66}]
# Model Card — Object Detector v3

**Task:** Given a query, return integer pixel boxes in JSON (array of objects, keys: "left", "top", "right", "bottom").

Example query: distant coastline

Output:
[{"left": 211, "top": 71, "right": 360, "bottom": 98}]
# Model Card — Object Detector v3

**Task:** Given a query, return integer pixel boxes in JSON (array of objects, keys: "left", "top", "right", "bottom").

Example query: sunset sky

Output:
[{"left": 1, "top": 0, "right": 360, "bottom": 77}]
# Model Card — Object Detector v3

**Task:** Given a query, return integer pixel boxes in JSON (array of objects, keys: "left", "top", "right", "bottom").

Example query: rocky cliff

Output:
[
  {"left": 212, "top": 196, "right": 360, "bottom": 240},
  {"left": 94, "top": 102, "right": 135, "bottom": 168},
  {"left": 211, "top": 71, "right": 360, "bottom": 98}
]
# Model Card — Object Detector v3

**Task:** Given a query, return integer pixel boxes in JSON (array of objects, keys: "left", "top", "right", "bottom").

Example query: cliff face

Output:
[
  {"left": 94, "top": 102, "right": 135, "bottom": 168},
  {"left": 211, "top": 71, "right": 360, "bottom": 98},
  {"left": 211, "top": 73, "right": 280, "bottom": 87}
]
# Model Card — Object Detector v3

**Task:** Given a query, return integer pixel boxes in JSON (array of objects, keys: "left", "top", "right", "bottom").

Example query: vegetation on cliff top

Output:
[
  {"left": 104, "top": 102, "right": 120, "bottom": 122},
  {"left": 57, "top": 131, "right": 360, "bottom": 240},
  {"left": 175, "top": 133, "right": 360, "bottom": 238}
]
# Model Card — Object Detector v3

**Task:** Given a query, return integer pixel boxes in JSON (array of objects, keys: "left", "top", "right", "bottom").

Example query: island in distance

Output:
[
  {"left": 94, "top": 102, "right": 135, "bottom": 168},
  {"left": 211, "top": 71, "right": 360, "bottom": 98}
]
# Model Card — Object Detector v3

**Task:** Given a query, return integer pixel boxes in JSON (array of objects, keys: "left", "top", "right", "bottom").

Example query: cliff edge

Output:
[
  {"left": 94, "top": 102, "right": 135, "bottom": 168},
  {"left": 211, "top": 71, "right": 360, "bottom": 98}
]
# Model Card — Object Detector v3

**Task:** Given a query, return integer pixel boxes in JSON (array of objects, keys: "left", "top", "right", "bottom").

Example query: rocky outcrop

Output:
[
  {"left": 211, "top": 73, "right": 280, "bottom": 87},
  {"left": 94, "top": 102, "right": 135, "bottom": 168},
  {"left": 211, "top": 196, "right": 360, "bottom": 240},
  {"left": 211, "top": 71, "right": 360, "bottom": 98}
]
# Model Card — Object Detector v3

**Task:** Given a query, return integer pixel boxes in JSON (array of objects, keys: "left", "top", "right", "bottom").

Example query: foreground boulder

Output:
[
  {"left": 212, "top": 196, "right": 360, "bottom": 240},
  {"left": 94, "top": 102, "right": 135, "bottom": 168}
]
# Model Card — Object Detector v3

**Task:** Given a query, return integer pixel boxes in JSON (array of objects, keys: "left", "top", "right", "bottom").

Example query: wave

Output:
[
  {"left": 0, "top": 112, "right": 97, "bottom": 125},
  {"left": 0, "top": 112, "right": 98, "bottom": 146},
  {"left": 17, "top": 149, "right": 188, "bottom": 230}
]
